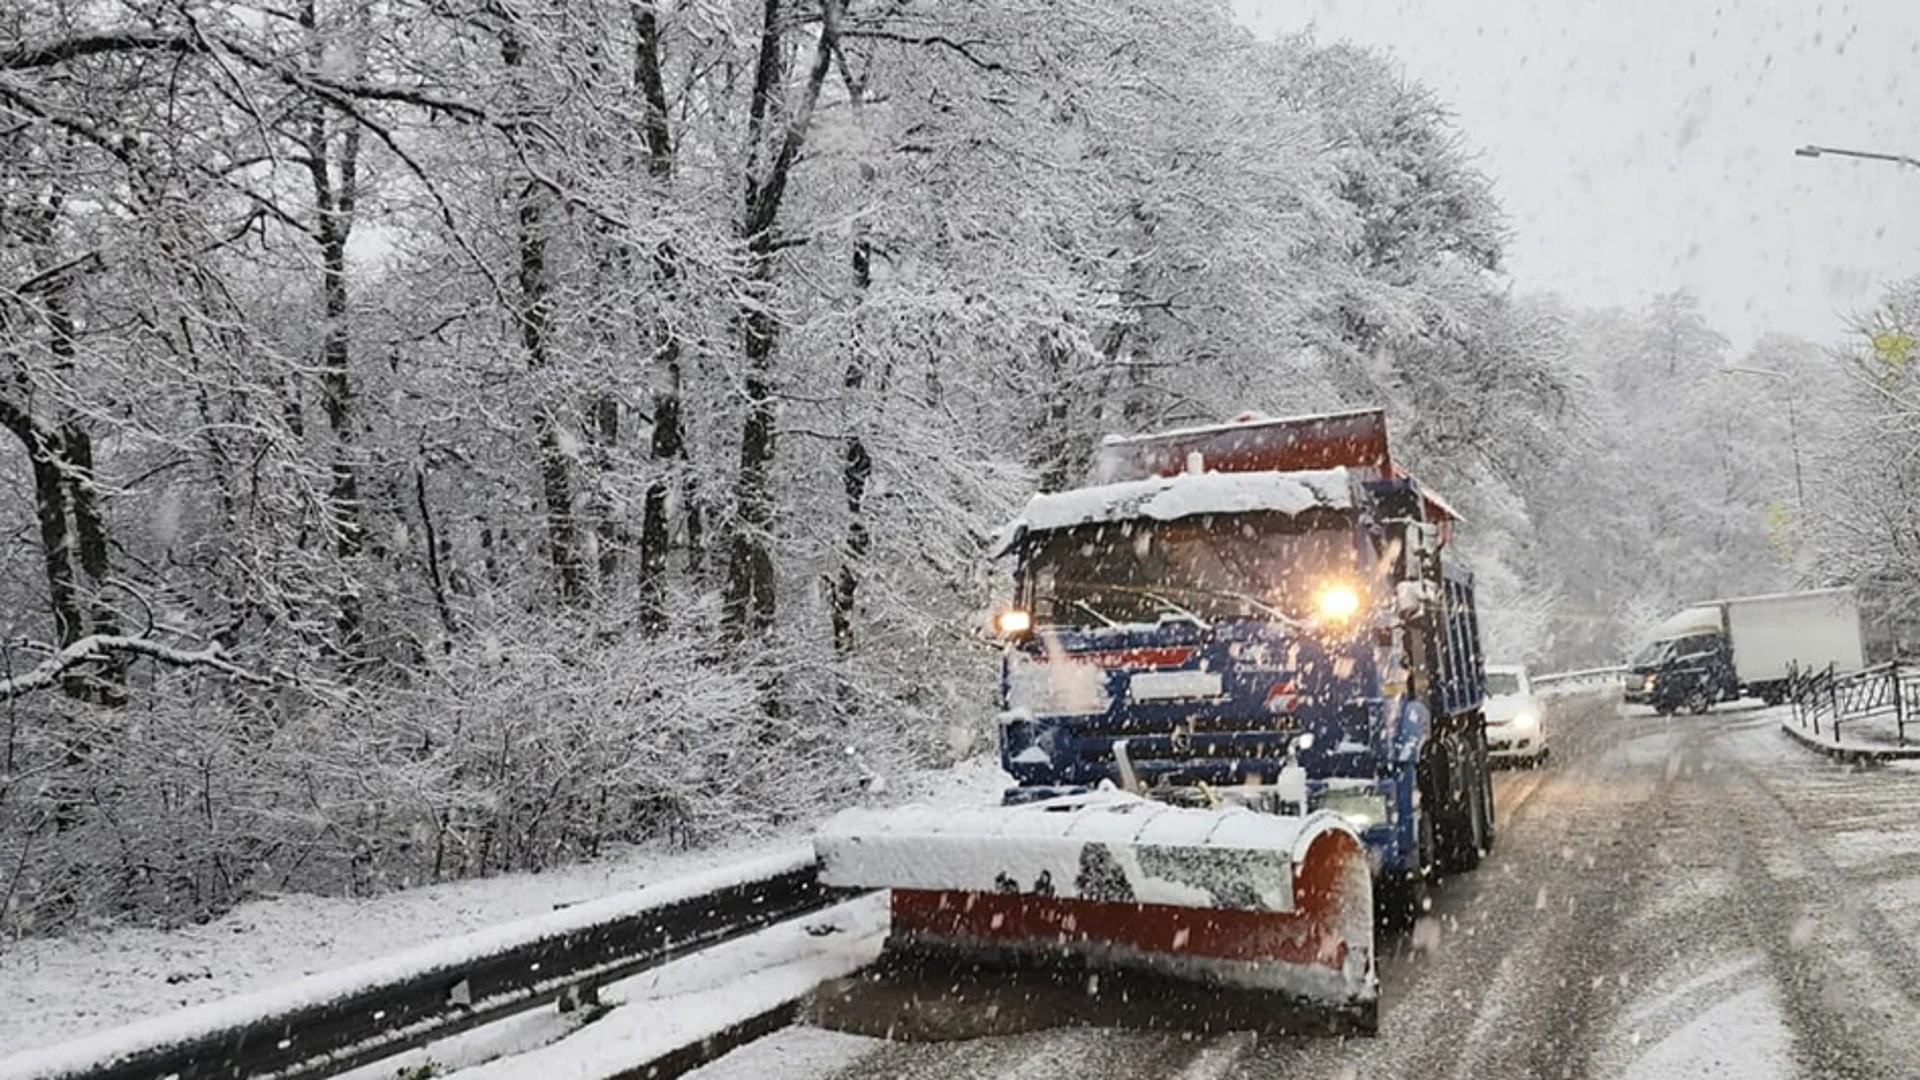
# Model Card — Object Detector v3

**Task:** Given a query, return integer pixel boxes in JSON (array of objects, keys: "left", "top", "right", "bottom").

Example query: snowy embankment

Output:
[
  {"left": 1779, "top": 715, "right": 1920, "bottom": 761},
  {"left": 0, "top": 755, "right": 1011, "bottom": 1059}
]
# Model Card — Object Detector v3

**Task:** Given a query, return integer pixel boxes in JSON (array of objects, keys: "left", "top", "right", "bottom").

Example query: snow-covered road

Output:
[{"left": 686, "top": 698, "right": 1920, "bottom": 1079}]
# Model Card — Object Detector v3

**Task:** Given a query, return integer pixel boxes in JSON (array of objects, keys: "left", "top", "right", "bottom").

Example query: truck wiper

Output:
[
  {"left": 1207, "top": 589, "right": 1311, "bottom": 633},
  {"left": 1135, "top": 589, "right": 1208, "bottom": 627},
  {"left": 1069, "top": 598, "right": 1122, "bottom": 628}
]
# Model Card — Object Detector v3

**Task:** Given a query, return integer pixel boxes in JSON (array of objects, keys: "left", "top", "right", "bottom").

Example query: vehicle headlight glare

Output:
[
  {"left": 994, "top": 608, "right": 1033, "bottom": 638},
  {"left": 1313, "top": 582, "right": 1363, "bottom": 625}
]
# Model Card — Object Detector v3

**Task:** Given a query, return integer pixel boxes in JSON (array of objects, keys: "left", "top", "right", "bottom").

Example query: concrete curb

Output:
[{"left": 1779, "top": 720, "right": 1920, "bottom": 763}]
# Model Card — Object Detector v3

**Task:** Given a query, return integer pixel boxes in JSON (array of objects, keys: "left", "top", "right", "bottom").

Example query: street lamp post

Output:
[
  {"left": 1724, "top": 365, "right": 1806, "bottom": 508},
  {"left": 1795, "top": 144, "right": 1920, "bottom": 172}
]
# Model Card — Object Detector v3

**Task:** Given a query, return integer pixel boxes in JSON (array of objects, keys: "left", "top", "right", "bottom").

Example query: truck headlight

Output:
[
  {"left": 1317, "top": 791, "right": 1390, "bottom": 831},
  {"left": 1313, "top": 581, "right": 1363, "bottom": 626},
  {"left": 1512, "top": 709, "right": 1540, "bottom": 732}
]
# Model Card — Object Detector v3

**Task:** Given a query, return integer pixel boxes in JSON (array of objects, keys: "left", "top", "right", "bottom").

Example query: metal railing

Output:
[
  {"left": 1530, "top": 666, "right": 1625, "bottom": 697},
  {"left": 1, "top": 850, "right": 863, "bottom": 1080},
  {"left": 1788, "top": 661, "right": 1914, "bottom": 747}
]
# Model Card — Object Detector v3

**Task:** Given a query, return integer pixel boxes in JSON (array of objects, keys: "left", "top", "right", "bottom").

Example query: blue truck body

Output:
[{"left": 993, "top": 411, "right": 1492, "bottom": 888}]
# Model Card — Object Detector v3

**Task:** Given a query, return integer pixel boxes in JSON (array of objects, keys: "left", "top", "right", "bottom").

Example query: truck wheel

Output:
[
  {"left": 1439, "top": 737, "right": 1486, "bottom": 874},
  {"left": 1347, "top": 999, "right": 1380, "bottom": 1037},
  {"left": 1477, "top": 740, "right": 1498, "bottom": 853},
  {"left": 1444, "top": 762, "right": 1487, "bottom": 872},
  {"left": 1687, "top": 689, "right": 1712, "bottom": 715},
  {"left": 1377, "top": 807, "right": 1434, "bottom": 932}
]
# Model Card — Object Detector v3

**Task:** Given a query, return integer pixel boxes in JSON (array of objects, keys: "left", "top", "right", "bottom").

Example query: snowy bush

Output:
[{"left": 0, "top": 615, "right": 961, "bottom": 934}]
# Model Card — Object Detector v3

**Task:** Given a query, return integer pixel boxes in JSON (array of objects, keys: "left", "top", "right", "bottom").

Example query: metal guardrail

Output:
[
  {"left": 1531, "top": 666, "right": 1625, "bottom": 696},
  {"left": 2, "top": 850, "right": 863, "bottom": 1080},
  {"left": 1788, "top": 661, "right": 1913, "bottom": 747}
]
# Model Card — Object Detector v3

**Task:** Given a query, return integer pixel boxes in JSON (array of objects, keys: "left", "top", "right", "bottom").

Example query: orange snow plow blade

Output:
[{"left": 811, "top": 793, "right": 1377, "bottom": 1037}]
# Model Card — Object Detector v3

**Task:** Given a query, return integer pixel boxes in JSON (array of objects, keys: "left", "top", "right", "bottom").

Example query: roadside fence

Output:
[{"left": 1787, "top": 660, "right": 1914, "bottom": 747}]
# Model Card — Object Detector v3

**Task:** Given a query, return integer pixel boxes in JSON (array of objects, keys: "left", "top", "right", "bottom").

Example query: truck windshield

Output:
[
  {"left": 1020, "top": 511, "right": 1357, "bottom": 628},
  {"left": 1630, "top": 639, "right": 1676, "bottom": 667}
]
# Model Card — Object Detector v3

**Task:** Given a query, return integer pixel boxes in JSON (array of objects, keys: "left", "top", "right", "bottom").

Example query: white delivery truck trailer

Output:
[{"left": 1624, "top": 587, "right": 1865, "bottom": 713}]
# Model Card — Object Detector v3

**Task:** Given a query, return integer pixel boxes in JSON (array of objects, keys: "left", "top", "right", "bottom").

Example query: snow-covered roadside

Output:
[
  {"left": 0, "top": 755, "right": 1010, "bottom": 1056},
  {"left": 1779, "top": 714, "right": 1920, "bottom": 761}
]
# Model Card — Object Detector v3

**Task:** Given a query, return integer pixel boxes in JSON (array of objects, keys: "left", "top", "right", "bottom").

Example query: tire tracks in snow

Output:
[
  {"left": 1229, "top": 696, "right": 1677, "bottom": 1079},
  {"left": 1709, "top": 729, "right": 1920, "bottom": 1079},
  {"left": 1438, "top": 712, "right": 1711, "bottom": 1080}
]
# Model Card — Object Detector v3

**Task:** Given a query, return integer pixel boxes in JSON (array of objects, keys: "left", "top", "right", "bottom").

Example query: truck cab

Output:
[
  {"left": 989, "top": 410, "right": 1494, "bottom": 898},
  {"left": 1624, "top": 623, "right": 1736, "bottom": 714},
  {"left": 1624, "top": 590, "right": 1865, "bottom": 713}
]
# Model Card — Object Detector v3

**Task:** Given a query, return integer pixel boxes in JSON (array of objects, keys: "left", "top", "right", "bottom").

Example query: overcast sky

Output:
[{"left": 1231, "top": 0, "right": 1920, "bottom": 351}]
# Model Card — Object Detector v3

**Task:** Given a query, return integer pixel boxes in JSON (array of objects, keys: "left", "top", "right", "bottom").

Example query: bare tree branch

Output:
[{"left": 838, "top": 29, "right": 1007, "bottom": 72}]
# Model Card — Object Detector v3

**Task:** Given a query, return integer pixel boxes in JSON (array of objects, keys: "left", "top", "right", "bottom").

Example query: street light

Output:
[
  {"left": 1794, "top": 144, "right": 1920, "bottom": 171},
  {"left": 1723, "top": 365, "right": 1806, "bottom": 508}
]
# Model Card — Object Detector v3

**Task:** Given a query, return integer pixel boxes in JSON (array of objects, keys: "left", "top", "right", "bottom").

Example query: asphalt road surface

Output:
[{"left": 691, "top": 696, "right": 1920, "bottom": 1080}]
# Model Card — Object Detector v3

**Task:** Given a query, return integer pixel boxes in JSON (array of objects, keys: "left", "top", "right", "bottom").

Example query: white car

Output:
[{"left": 1484, "top": 663, "right": 1549, "bottom": 766}]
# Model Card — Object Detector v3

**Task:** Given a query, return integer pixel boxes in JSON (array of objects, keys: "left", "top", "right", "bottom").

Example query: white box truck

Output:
[{"left": 1623, "top": 587, "right": 1865, "bottom": 714}]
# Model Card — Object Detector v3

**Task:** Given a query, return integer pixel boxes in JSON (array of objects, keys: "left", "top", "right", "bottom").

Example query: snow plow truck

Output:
[{"left": 815, "top": 409, "right": 1494, "bottom": 1034}]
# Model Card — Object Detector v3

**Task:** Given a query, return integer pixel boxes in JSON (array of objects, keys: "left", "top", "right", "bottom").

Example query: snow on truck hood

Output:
[{"left": 991, "top": 468, "right": 1353, "bottom": 556}]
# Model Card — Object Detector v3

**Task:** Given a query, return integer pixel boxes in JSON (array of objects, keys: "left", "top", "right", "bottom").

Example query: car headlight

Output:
[
  {"left": 1512, "top": 709, "right": 1540, "bottom": 732},
  {"left": 1316, "top": 790, "right": 1390, "bottom": 831}
]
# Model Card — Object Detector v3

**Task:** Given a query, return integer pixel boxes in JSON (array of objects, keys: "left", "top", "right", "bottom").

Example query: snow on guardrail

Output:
[
  {"left": 1531, "top": 666, "right": 1625, "bottom": 698},
  {"left": 0, "top": 848, "right": 858, "bottom": 1080}
]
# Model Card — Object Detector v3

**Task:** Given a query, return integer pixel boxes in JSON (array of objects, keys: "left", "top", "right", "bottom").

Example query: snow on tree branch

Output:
[
  {"left": 0, "top": 636, "right": 276, "bottom": 702},
  {"left": 0, "top": 31, "right": 196, "bottom": 70}
]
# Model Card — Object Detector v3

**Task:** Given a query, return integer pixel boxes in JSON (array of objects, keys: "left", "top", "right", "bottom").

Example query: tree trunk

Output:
[
  {"left": 725, "top": 282, "right": 782, "bottom": 638},
  {"left": 830, "top": 57, "right": 875, "bottom": 657},
  {"left": 8, "top": 406, "right": 82, "bottom": 650},
  {"left": 7, "top": 190, "right": 117, "bottom": 701},
  {"left": 522, "top": 190, "right": 587, "bottom": 606},
  {"left": 638, "top": 325, "right": 684, "bottom": 628},
  {"left": 415, "top": 466, "right": 459, "bottom": 635},
  {"left": 48, "top": 287, "right": 124, "bottom": 703},
  {"left": 303, "top": 0, "right": 366, "bottom": 661},
  {"left": 633, "top": 2, "right": 691, "bottom": 629},
  {"left": 721, "top": 0, "right": 844, "bottom": 641},
  {"left": 831, "top": 425, "right": 872, "bottom": 657},
  {"left": 1038, "top": 333, "right": 1077, "bottom": 492},
  {"left": 501, "top": 20, "right": 587, "bottom": 606}
]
